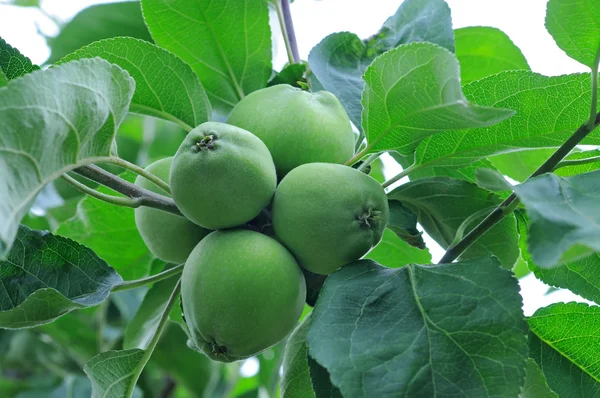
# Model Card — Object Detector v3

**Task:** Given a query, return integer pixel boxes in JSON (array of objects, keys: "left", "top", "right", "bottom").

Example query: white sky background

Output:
[{"left": 0, "top": 0, "right": 592, "bottom": 315}]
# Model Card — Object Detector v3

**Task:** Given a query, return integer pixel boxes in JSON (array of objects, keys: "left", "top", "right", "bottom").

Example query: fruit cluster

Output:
[{"left": 134, "top": 85, "right": 390, "bottom": 362}]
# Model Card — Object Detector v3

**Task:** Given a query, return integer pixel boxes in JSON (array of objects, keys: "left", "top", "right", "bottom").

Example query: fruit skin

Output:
[
  {"left": 227, "top": 84, "right": 355, "bottom": 177},
  {"left": 170, "top": 122, "right": 277, "bottom": 229},
  {"left": 181, "top": 229, "right": 306, "bottom": 362},
  {"left": 272, "top": 163, "right": 389, "bottom": 275},
  {"left": 134, "top": 157, "right": 210, "bottom": 264}
]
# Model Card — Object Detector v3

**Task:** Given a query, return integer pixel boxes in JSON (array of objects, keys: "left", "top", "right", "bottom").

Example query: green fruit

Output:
[
  {"left": 272, "top": 163, "right": 389, "bottom": 275},
  {"left": 181, "top": 229, "right": 306, "bottom": 362},
  {"left": 227, "top": 84, "right": 355, "bottom": 177},
  {"left": 135, "top": 157, "right": 210, "bottom": 264},
  {"left": 170, "top": 122, "right": 277, "bottom": 229}
]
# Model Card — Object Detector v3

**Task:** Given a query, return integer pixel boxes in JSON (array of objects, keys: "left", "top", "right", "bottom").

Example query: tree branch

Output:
[
  {"left": 111, "top": 264, "right": 184, "bottom": 292},
  {"left": 439, "top": 112, "right": 600, "bottom": 264},
  {"left": 281, "top": 0, "right": 300, "bottom": 63},
  {"left": 73, "top": 165, "right": 182, "bottom": 216}
]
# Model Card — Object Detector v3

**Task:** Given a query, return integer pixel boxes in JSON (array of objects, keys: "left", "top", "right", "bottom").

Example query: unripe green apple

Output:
[
  {"left": 134, "top": 157, "right": 210, "bottom": 264},
  {"left": 227, "top": 84, "right": 355, "bottom": 177},
  {"left": 272, "top": 163, "right": 389, "bottom": 275},
  {"left": 181, "top": 229, "right": 306, "bottom": 362},
  {"left": 170, "top": 122, "right": 277, "bottom": 229}
]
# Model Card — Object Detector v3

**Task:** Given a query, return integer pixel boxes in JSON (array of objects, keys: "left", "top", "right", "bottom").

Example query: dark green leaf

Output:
[
  {"left": 529, "top": 303, "right": 600, "bottom": 397},
  {"left": 455, "top": 26, "right": 530, "bottom": 83},
  {"left": 141, "top": 0, "right": 272, "bottom": 114},
  {"left": 124, "top": 272, "right": 180, "bottom": 349},
  {"left": 308, "top": 0, "right": 454, "bottom": 128},
  {"left": 414, "top": 71, "right": 600, "bottom": 170},
  {"left": 0, "top": 226, "right": 122, "bottom": 328},
  {"left": 307, "top": 258, "right": 528, "bottom": 398},
  {"left": 546, "top": 0, "right": 600, "bottom": 68},
  {"left": 268, "top": 63, "right": 307, "bottom": 88},
  {"left": 362, "top": 42, "right": 514, "bottom": 156},
  {"left": 389, "top": 177, "right": 519, "bottom": 269},
  {"left": 59, "top": 37, "right": 212, "bottom": 130},
  {"left": 57, "top": 171, "right": 153, "bottom": 281},
  {"left": 46, "top": 1, "right": 152, "bottom": 65},
  {"left": 513, "top": 170, "right": 600, "bottom": 267},
  {"left": 519, "top": 358, "right": 559, "bottom": 398},
  {"left": 385, "top": 200, "right": 425, "bottom": 249},
  {"left": 0, "top": 58, "right": 134, "bottom": 257},
  {"left": 0, "top": 37, "right": 39, "bottom": 80}
]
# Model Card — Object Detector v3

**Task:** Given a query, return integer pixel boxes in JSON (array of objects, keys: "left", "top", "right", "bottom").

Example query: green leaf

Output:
[
  {"left": 0, "top": 58, "right": 135, "bottom": 256},
  {"left": 141, "top": 0, "right": 272, "bottom": 114},
  {"left": 513, "top": 170, "right": 600, "bottom": 267},
  {"left": 519, "top": 358, "right": 559, "bottom": 398},
  {"left": 152, "top": 323, "right": 216, "bottom": 397},
  {"left": 281, "top": 314, "right": 341, "bottom": 398},
  {"left": 475, "top": 168, "right": 512, "bottom": 192},
  {"left": 529, "top": 303, "right": 600, "bottom": 396},
  {"left": 308, "top": 0, "right": 454, "bottom": 128},
  {"left": 6, "top": 0, "right": 40, "bottom": 6},
  {"left": 307, "top": 258, "right": 528, "bottom": 398},
  {"left": 268, "top": 63, "right": 307, "bottom": 88},
  {"left": 389, "top": 176, "right": 520, "bottom": 269},
  {"left": 414, "top": 71, "right": 600, "bottom": 170},
  {"left": 517, "top": 210, "right": 600, "bottom": 305},
  {"left": 489, "top": 149, "right": 556, "bottom": 182},
  {"left": 46, "top": 1, "right": 152, "bottom": 65},
  {"left": 362, "top": 42, "right": 514, "bottom": 156},
  {"left": 37, "top": 311, "right": 98, "bottom": 365},
  {"left": 281, "top": 315, "right": 314, "bottom": 398},
  {"left": 546, "top": 0, "right": 600, "bottom": 68},
  {"left": 124, "top": 272, "right": 180, "bottom": 349},
  {"left": 56, "top": 172, "right": 152, "bottom": 281},
  {"left": 385, "top": 200, "right": 425, "bottom": 249},
  {"left": 365, "top": 229, "right": 431, "bottom": 267},
  {"left": 84, "top": 349, "right": 145, "bottom": 398},
  {"left": 0, "top": 37, "right": 39, "bottom": 80},
  {"left": 0, "top": 226, "right": 122, "bottom": 329},
  {"left": 0, "top": 69, "right": 7, "bottom": 87},
  {"left": 59, "top": 37, "right": 211, "bottom": 130},
  {"left": 455, "top": 26, "right": 530, "bottom": 83}
]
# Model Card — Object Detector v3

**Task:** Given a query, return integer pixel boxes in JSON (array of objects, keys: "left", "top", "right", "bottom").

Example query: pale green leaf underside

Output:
[
  {"left": 513, "top": 170, "right": 600, "bottom": 267},
  {"left": 0, "top": 58, "right": 135, "bottom": 256},
  {"left": 59, "top": 37, "right": 211, "bottom": 130},
  {"left": 0, "top": 226, "right": 122, "bottom": 329},
  {"left": 362, "top": 42, "right": 514, "bottom": 156},
  {"left": 455, "top": 26, "right": 530, "bottom": 84},
  {"left": 307, "top": 258, "right": 528, "bottom": 398},
  {"left": 141, "top": 0, "right": 272, "bottom": 114},
  {"left": 85, "top": 349, "right": 145, "bottom": 398},
  {"left": 415, "top": 71, "right": 600, "bottom": 170},
  {"left": 281, "top": 315, "right": 315, "bottom": 398},
  {"left": 529, "top": 302, "right": 600, "bottom": 396},
  {"left": 545, "top": 0, "right": 600, "bottom": 68},
  {"left": 519, "top": 358, "right": 559, "bottom": 398}
]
